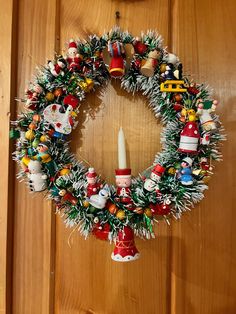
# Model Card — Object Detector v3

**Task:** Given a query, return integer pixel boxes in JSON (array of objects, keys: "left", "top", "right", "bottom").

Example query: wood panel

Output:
[
  {"left": 171, "top": 0, "right": 236, "bottom": 313},
  {"left": 0, "top": 1, "right": 15, "bottom": 312},
  {"left": 12, "top": 1, "right": 57, "bottom": 313},
  {"left": 55, "top": 1, "right": 172, "bottom": 313},
  {"left": 2, "top": 0, "right": 235, "bottom": 313}
]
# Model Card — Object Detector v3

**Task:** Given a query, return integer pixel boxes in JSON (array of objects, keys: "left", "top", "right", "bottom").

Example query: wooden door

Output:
[{"left": 1, "top": 0, "right": 236, "bottom": 313}]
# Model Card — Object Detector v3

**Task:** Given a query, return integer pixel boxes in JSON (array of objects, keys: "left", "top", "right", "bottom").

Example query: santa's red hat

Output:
[
  {"left": 152, "top": 164, "right": 165, "bottom": 176},
  {"left": 111, "top": 226, "right": 140, "bottom": 262},
  {"left": 115, "top": 168, "right": 131, "bottom": 179},
  {"left": 86, "top": 167, "right": 97, "bottom": 178},
  {"left": 68, "top": 39, "right": 77, "bottom": 50}
]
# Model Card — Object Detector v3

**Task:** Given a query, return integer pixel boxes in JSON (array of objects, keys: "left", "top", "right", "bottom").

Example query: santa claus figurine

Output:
[
  {"left": 144, "top": 164, "right": 165, "bottom": 194},
  {"left": 66, "top": 39, "right": 82, "bottom": 72},
  {"left": 115, "top": 168, "right": 133, "bottom": 208},
  {"left": 86, "top": 168, "right": 102, "bottom": 198}
]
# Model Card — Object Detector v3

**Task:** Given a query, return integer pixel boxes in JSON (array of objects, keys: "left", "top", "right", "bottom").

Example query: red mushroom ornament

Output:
[{"left": 178, "top": 121, "right": 200, "bottom": 154}]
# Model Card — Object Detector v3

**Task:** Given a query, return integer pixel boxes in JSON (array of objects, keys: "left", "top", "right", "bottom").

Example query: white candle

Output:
[{"left": 118, "top": 127, "right": 127, "bottom": 169}]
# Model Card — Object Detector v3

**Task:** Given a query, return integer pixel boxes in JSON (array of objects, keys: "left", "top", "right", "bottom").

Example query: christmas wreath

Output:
[{"left": 10, "top": 28, "right": 224, "bottom": 262}]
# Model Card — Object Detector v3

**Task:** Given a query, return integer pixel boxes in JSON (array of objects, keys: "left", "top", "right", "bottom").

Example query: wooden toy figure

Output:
[
  {"left": 108, "top": 40, "right": 126, "bottom": 78},
  {"left": 197, "top": 99, "right": 218, "bottom": 131},
  {"left": 66, "top": 39, "right": 82, "bottom": 72},
  {"left": 59, "top": 189, "right": 78, "bottom": 205},
  {"left": 88, "top": 189, "right": 109, "bottom": 209},
  {"left": 86, "top": 168, "right": 102, "bottom": 198},
  {"left": 48, "top": 56, "right": 67, "bottom": 77},
  {"left": 27, "top": 160, "right": 48, "bottom": 192},
  {"left": 115, "top": 168, "right": 133, "bottom": 208},
  {"left": 176, "top": 157, "right": 194, "bottom": 185},
  {"left": 25, "top": 89, "right": 39, "bottom": 110},
  {"left": 144, "top": 164, "right": 165, "bottom": 194},
  {"left": 33, "top": 142, "right": 56, "bottom": 176},
  {"left": 140, "top": 50, "right": 159, "bottom": 77}
]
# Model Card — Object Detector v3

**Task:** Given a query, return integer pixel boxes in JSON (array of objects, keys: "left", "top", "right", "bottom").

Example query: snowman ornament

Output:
[
  {"left": 144, "top": 164, "right": 165, "bottom": 193},
  {"left": 27, "top": 160, "right": 48, "bottom": 192}
]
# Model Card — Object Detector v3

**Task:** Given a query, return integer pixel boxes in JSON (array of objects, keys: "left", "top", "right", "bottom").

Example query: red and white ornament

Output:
[
  {"left": 201, "top": 132, "right": 211, "bottom": 145},
  {"left": 178, "top": 121, "right": 200, "bottom": 154},
  {"left": 111, "top": 226, "right": 140, "bottom": 262},
  {"left": 108, "top": 40, "right": 125, "bottom": 78},
  {"left": 86, "top": 168, "right": 102, "bottom": 198},
  {"left": 25, "top": 89, "right": 39, "bottom": 110},
  {"left": 43, "top": 104, "right": 74, "bottom": 135},
  {"left": 92, "top": 222, "right": 111, "bottom": 241},
  {"left": 115, "top": 168, "right": 132, "bottom": 207},
  {"left": 197, "top": 99, "right": 218, "bottom": 131},
  {"left": 144, "top": 164, "right": 165, "bottom": 193},
  {"left": 67, "top": 39, "right": 82, "bottom": 72},
  {"left": 59, "top": 189, "right": 78, "bottom": 205},
  {"left": 48, "top": 57, "right": 66, "bottom": 77},
  {"left": 63, "top": 94, "right": 79, "bottom": 109},
  {"left": 150, "top": 201, "right": 171, "bottom": 216},
  {"left": 132, "top": 37, "right": 147, "bottom": 55}
]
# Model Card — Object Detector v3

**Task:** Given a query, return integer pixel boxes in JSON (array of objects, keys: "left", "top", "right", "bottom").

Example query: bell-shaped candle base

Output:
[{"left": 111, "top": 226, "right": 140, "bottom": 262}]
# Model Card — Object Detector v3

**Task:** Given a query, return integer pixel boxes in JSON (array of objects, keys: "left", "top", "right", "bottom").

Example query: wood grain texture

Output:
[
  {"left": 0, "top": 1, "right": 15, "bottom": 312},
  {"left": 55, "top": 1, "right": 172, "bottom": 313},
  {"left": 171, "top": 0, "right": 236, "bottom": 313},
  {"left": 12, "top": 0, "right": 57, "bottom": 313},
  {"left": 2, "top": 0, "right": 235, "bottom": 313}
]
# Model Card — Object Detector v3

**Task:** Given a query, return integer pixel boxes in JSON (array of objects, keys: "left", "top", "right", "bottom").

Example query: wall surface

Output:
[{"left": 0, "top": 0, "right": 236, "bottom": 313}]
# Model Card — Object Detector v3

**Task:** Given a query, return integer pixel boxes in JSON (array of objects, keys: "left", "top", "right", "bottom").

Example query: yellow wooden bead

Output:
[
  {"left": 78, "top": 81, "right": 87, "bottom": 91},
  {"left": 144, "top": 208, "right": 153, "bottom": 218},
  {"left": 116, "top": 210, "right": 126, "bottom": 220},
  {"left": 168, "top": 167, "right": 176, "bottom": 175},
  {"left": 45, "top": 92, "right": 54, "bottom": 101},
  {"left": 21, "top": 156, "right": 30, "bottom": 166},
  {"left": 40, "top": 135, "right": 48, "bottom": 142},
  {"left": 85, "top": 78, "right": 94, "bottom": 92},
  {"left": 25, "top": 129, "right": 35, "bottom": 141},
  {"left": 59, "top": 168, "right": 70, "bottom": 176},
  {"left": 160, "top": 63, "right": 167, "bottom": 73},
  {"left": 83, "top": 200, "right": 90, "bottom": 208}
]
